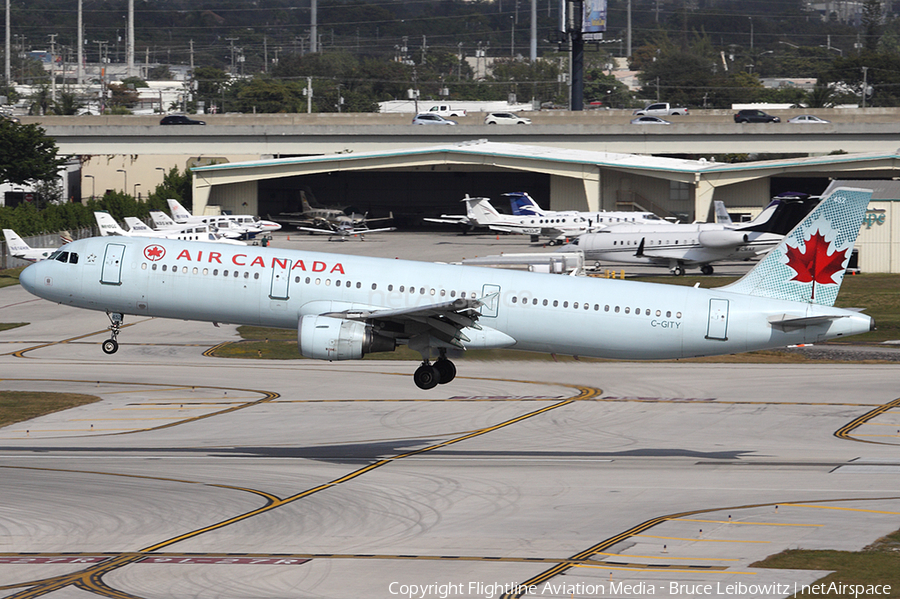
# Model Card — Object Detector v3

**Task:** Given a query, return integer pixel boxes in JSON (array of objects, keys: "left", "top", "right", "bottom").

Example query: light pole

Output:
[
  {"left": 84, "top": 174, "right": 95, "bottom": 200},
  {"left": 133, "top": 183, "right": 141, "bottom": 198},
  {"left": 116, "top": 169, "right": 127, "bottom": 194},
  {"left": 748, "top": 17, "right": 753, "bottom": 51}
]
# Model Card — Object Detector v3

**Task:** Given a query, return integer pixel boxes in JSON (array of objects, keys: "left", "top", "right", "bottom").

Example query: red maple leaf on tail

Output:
[{"left": 784, "top": 230, "right": 847, "bottom": 285}]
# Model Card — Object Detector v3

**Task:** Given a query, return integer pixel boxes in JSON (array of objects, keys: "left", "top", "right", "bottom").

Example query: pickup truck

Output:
[
  {"left": 427, "top": 105, "right": 467, "bottom": 117},
  {"left": 632, "top": 103, "right": 689, "bottom": 116}
]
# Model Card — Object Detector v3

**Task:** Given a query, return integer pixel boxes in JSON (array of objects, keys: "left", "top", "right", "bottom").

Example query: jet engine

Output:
[
  {"left": 697, "top": 230, "right": 749, "bottom": 249},
  {"left": 298, "top": 315, "right": 395, "bottom": 361}
]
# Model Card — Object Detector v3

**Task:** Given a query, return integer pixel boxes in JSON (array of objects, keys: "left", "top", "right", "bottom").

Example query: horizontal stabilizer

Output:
[{"left": 767, "top": 313, "right": 848, "bottom": 331}]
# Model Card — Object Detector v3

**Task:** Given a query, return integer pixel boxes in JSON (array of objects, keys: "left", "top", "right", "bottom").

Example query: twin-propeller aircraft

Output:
[{"left": 20, "top": 188, "right": 874, "bottom": 389}]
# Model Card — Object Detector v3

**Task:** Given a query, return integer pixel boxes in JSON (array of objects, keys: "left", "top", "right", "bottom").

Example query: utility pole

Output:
[
  {"left": 861, "top": 66, "right": 868, "bottom": 109},
  {"left": 77, "top": 0, "right": 83, "bottom": 85},
  {"left": 225, "top": 37, "right": 238, "bottom": 75},
  {"left": 567, "top": 0, "right": 585, "bottom": 110},
  {"left": 5, "top": 0, "right": 10, "bottom": 90},
  {"left": 48, "top": 34, "right": 57, "bottom": 102},
  {"left": 530, "top": 0, "right": 537, "bottom": 61},
  {"left": 127, "top": 0, "right": 134, "bottom": 77},
  {"left": 310, "top": 0, "right": 318, "bottom": 53}
]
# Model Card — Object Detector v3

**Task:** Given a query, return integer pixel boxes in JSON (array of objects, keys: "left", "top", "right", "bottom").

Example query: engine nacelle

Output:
[
  {"left": 298, "top": 315, "right": 395, "bottom": 361},
  {"left": 698, "top": 229, "right": 749, "bottom": 249}
]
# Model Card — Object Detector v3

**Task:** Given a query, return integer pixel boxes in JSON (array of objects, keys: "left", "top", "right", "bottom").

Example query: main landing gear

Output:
[
  {"left": 700, "top": 264, "right": 715, "bottom": 275},
  {"left": 102, "top": 312, "right": 124, "bottom": 354},
  {"left": 413, "top": 349, "right": 457, "bottom": 390}
]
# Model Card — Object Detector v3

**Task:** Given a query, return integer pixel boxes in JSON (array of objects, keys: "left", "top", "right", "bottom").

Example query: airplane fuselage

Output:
[{"left": 22, "top": 236, "right": 870, "bottom": 361}]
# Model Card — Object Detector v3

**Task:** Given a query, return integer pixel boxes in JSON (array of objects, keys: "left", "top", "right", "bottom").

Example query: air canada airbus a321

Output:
[{"left": 20, "top": 188, "right": 874, "bottom": 390}]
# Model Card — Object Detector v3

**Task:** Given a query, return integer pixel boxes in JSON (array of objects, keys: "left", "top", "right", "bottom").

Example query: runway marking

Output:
[
  {"left": 834, "top": 397, "right": 900, "bottom": 445},
  {"left": 672, "top": 518, "right": 823, "bottom": 527},
  {"left": 783, "top": 504, "right": 900, "bottom": 515},
  {"left": 0, "top": 378, "right": 279, "bottom": 437},
  {"left": 0, "top": 382, "right": 600, "bottom": 598},
  {"left": 5, "top": 320, "right": 153, "bottom": 358},
  {"left": 499, "top": 495, "right": 900, "bottom": 599},
  {"left": 574, "top": 564, "right": 746, "bottom": 574},
  {"left": 634, "top": 535, "right": 771, "bottom": 543}
]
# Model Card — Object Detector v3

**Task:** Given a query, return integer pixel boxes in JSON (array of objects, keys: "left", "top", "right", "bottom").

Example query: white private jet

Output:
[
  {"left": 506, "top": 191, "right": 674, "bottom": 228},
  {"left": 559, "top": 195, "right": 818, "bottom": 275},
  {"left": 167, "top": 199, "right": 281, "bottom": 237},
  {"left": 427, "top": 196, "right": 590, "bottom": 244},
  {"left": 149, "top": 211, "right": 245, "bottom": 240},
  {"left": 95, "top": 212, "right": 247, "bottom": 246},
  {"left": 22, "top": 187, "right": 873, "bottom": 390},
  {"left": 3, "top": 229, "right": 57, "bottom": 262}
]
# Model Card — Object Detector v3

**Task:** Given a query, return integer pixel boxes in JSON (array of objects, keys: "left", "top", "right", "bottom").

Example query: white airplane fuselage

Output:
[{"left": 21, "top": 236, "right": 871, "bottom": 361}]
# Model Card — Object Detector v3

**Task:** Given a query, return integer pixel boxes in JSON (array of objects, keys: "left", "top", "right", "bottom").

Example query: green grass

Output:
[
  {"left": 0, "top": 322, "right": 27, "bottom": 332},
  {"left": 0, "top": 391, "right": 101, "bottom": 428},
  {"left": 750, "top": 528, "right": 900, "bottom": 598},
  {"left": 0, "top": 266, "right": 24, "bottom": 289}
]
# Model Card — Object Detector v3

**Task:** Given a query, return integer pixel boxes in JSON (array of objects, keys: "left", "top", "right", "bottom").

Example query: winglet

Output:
[{"left": 721, "top": 187, "right": 871, "bottom": 307}]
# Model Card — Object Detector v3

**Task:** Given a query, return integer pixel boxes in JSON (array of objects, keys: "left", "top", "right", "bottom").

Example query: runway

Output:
[{"left": 1, "top": 235, "right": 899, "bottom": 599}]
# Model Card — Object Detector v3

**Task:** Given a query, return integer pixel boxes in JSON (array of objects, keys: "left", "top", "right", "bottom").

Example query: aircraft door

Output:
[
  {"left": 480, "top": 284, "right": 501, "bottom": 318},
  {"left": 100, "top": 243, "right": 126, "bottom": 285},
  {"left": 705, "top": 298, "right": 729, "bottom": 340},
  {"left": 269, "top": 258, "right": 292, "bottom": 300}
]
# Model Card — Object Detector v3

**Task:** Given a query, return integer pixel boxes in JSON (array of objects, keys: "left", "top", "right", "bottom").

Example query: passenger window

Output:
[
  {"left": 461, "top": 292, "right": 466, "bottom": 298},
  {"left": 388, "top": 285, "right": 394, "bottom": 291},
  {"left": 142, "top": 263, "right": 147, "bottom": 270},
  {"left": 676, "top": 312, "right": 682, "bottom": 318},
  {"left": 420, "top": 287, "right": 425, "bottom": 294},
  {"left": 254, "top": 273, "right": 259, "bottom": 280},
  {"left": 615, "top": 306, "right": 620, "bottom": 313},
  {"left": 450, "top": 290, "right": 455, "bottom": 297},
  {"left": 163, "top": 265, "right": 168, "bottom": 272},
  {"left": 512, "top": 296, "right": 518, "bottom": 303},
  {"left": 543, "top": 299, "right": 548, "bottom": 306},
  {"left": 203, "top": 268, "right": 208, "bottom": 275},
  {"left": 573, "top": 302, "right": 579, "bottom": 309},
  {"left": 222, "top": 269, "right": 227, "bottom": 276},
  {"left": 326, "top": 279, "right": 331, "bottom": 286},
  {"left": 316, "top": 278, "right": 321, "bottom": 285},
  {"left": 193, "top": 267, "right": 198, "bottom": 275},
  {"left": 656, "top": 310, "right": 661, "bottom": 316},
  {"left": 666, "top": 311, "right": 671, "bottom": 317},
  {"left": 212, "top": 269, "right": 218, "bottom": 275},
  {"left": 244, "top": 272, "right": 249, "bottom": 279},
  {"left": 335, "top": 280, "right": 341, "bottom": 287},
  {"left": 233, "top": 271, "right": 238, "bottom": 277},
  {"left": 183, "top": 267, "right": 189, "bottom": 274},
  {"left": 553, "top": 300, "right": 558, "bottom": 307},
  {"left": 625, "top": 307, "right": 630, "bottom": 314},
  {"left": 295, "top": 276, "right": 300, "bottom": 283},
  {"left": 604, "top": 305, "right": 609, "bottom": 312},
  {"left": 371, "top": 283, "right": 377, "bottom": 290},
  {"left": 532, "top": 298, "right": 538, "bottom": 305},
  {"left": 399, "top": 286, "right": 404, "bottom": 292}
]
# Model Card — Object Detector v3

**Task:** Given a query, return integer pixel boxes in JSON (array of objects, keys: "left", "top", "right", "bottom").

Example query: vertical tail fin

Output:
[
  {"left": 713, "top": 201, "right": 733, "bottom": 225},
  {"left": 3, "top": 229, "right": 31, "bottom": 253},
  {"left": 59, "top": 230, "right": 74, "bottom": 244},
  {"left": 124, "top": 217, "right": 153, "bottom": 233},
  {"left": 150, "top": 211, "right": 176, "bottom": 228},
  {"left": 94, "top": 212, "right": 128, "bottom": 236},
  {"left": 506, "top": 192, "right": 544, "bottom": 216},
  {"left": 167, "top": 199, "right": 193, "bottom": 222},
  {"left": 464, "top": 196, "right": 502, "bottom": 224},
  {"left": 722, "top": 187, "right": 872, "bottom": 307}
]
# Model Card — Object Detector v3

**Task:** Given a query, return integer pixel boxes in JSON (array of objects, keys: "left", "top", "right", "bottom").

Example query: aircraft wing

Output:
[
  {"left": 354, "top": 227, "right": 396, "bottom": 234},
  {"left": 297, "top": 226, "right": 339, "bottom": 235},
  {"left": 320, "top": 297, "right": 487, "bottom": 349},
  {"left": 423, "top": 216, "right": 472, "bottom": 225}
]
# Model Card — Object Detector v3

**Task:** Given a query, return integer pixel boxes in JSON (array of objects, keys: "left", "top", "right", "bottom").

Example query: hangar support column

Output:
[
  {"left": 694, "top": 178, "right": 716, "bottom": 223},
  {"left": 548, "top": 168, "right": 600, "bottom": 212}
]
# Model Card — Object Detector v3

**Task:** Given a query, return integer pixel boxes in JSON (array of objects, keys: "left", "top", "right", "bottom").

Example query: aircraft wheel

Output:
[
  {"left": 672, "top": 266, "right": 685, "bottom": 276},
  {"left": 701, "top": 264, "right": 714, "bottom": 275},
  {"left": 102, "top": 339, "right": 119, "bottom": 355},
  {"left": 434, "top": 359, "right": 457, "bottom": 384},
  {"left": 414, "top": 364, "right": 440, "bottom": 390}
]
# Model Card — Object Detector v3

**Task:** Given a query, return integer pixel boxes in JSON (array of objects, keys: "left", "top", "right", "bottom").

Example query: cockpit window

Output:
[
  {"left": 68, "top": 252, "right": 78, "bottom": 264},
  {"left": 55, "top": 251, "right": 69, "bottom": 263},
  {"left": 48, "top": 250, "right": 62, "bottom": 260}
]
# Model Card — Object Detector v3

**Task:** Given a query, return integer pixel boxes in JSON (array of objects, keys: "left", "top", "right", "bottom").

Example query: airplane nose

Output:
[{"left": 19, "top": 262, "right": 38, "bottom": 295}]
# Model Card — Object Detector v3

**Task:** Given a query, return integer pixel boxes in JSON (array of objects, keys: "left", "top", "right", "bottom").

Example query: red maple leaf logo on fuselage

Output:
[{"left": 784, "top": 230, "right": 847, "bottom": 286}]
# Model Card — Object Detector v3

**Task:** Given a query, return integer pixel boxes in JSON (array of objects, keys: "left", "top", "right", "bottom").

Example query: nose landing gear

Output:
[{"left": 103, "top": 312, "right": 124, "bottom": 354}]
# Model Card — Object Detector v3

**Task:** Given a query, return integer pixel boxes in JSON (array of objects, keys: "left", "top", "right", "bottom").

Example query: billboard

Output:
[{"left": 560, "top": 0, "right": 607, "bottom": 38}]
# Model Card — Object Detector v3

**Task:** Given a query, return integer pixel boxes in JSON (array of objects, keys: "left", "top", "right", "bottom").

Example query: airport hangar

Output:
[{"left": 189, "top": 140, "right": 900, "bottom": 273}]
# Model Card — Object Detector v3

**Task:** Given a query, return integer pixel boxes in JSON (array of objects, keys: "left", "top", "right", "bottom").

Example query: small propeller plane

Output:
[
  {"left": 2, "top": 229, "right": 57, "bottom": 262},
  {"left": 296, "top": 221, "right": 396, "bottom": 241},
  {"left": 21, "top": 187, "right": 874, "bottom": 390}
]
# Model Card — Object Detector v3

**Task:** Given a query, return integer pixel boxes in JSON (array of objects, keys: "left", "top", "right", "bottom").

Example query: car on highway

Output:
[
  {"left": 484, "top": 112, "right": 531, "bottom": 125},
  {"left": 733, "top": 109, "right": 780, "bottom": 123},
  {"left": 787, "top": 114, "right": 830, "bottom": 124},
  {"left": 160, "top": 115, "right": 206, "bottom": 125},
  {"left": 412, "top": 113, "right": 457, "bottom": 126},
  {"left": 630, "top": 115, "right": 671, "bottom": 125}
]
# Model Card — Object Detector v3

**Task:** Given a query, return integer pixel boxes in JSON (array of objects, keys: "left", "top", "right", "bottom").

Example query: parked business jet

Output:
[
  {"left": 95, "top": 212, "right": 247, "bottom": 246},
  {"left": 167, "top": 199, "right": 281, "bottom": 236},
  {"left": 506, "top": 192, "right": 674, "bottom": 228},
  {"left": 21, "top": 188, "right": 873, "bottom": 390},
  {"left": 559, "top": 195, "right": 817, "bottom": 275},
  {"left": 427, "top": 196, "right": 589, "bottom": 243},
  {"left": 149, "top": 211, "right": 244, "bottom": 239},
  {"left": 2, "top": 229, "right": 56, "bottom": 262}
]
